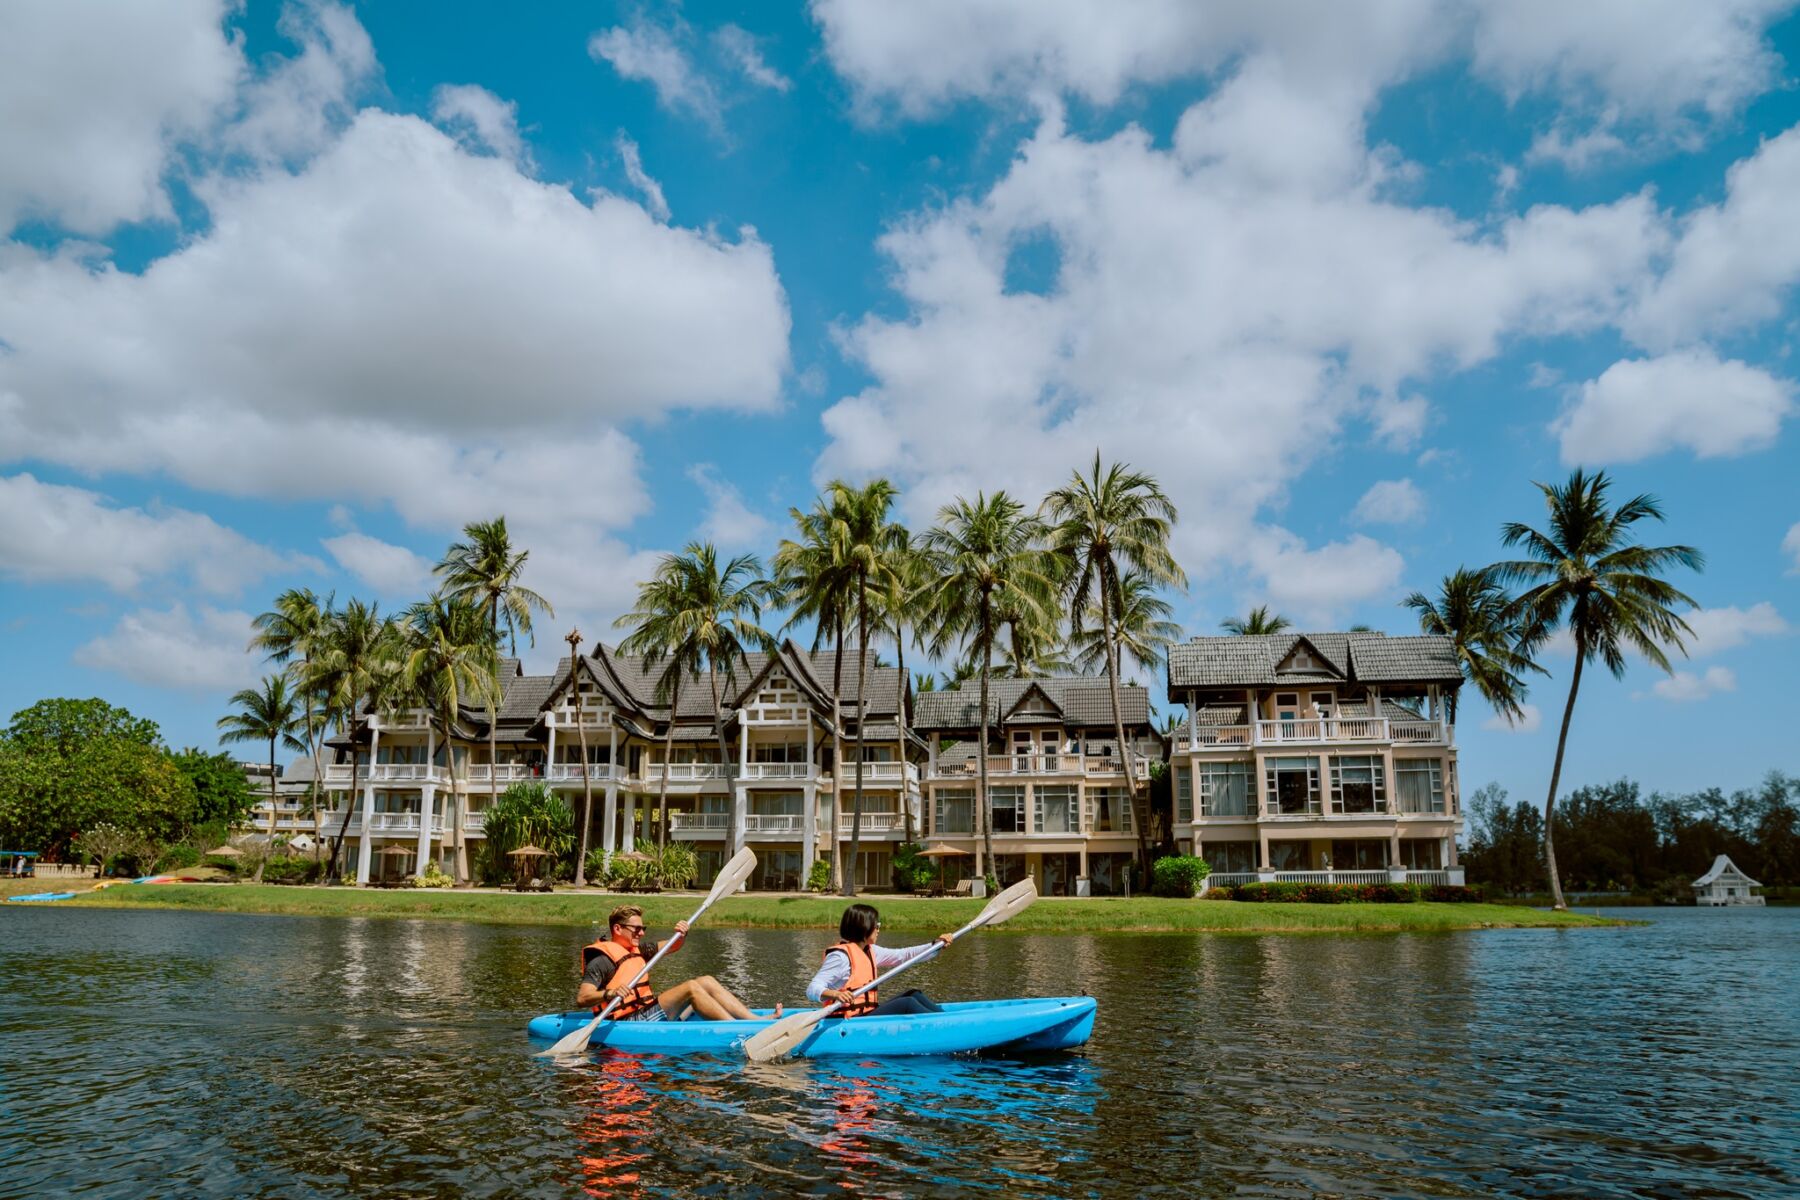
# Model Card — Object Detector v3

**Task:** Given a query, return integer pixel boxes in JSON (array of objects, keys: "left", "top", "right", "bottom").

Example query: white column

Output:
[
  {"left": 1188, "top": 690, "right": 1198, "bottom": 750},
  {"left": 731, "top": 784, "right": 748, "bottom": 856},
  {"left": 416, "top": 785, "right": 435, "bottom": 873},
  {"left": 546, "top": 713, "right": 557, "bottom": 772},
  {"left": 602, "top": 725, "right": 620, "bottom": 856},
  {"left": 802, "top": 782, "right": 817, "bottom": 869},
  {"left": 354, "top": 720, "right": 380, "bottom": 884},
  {"left": 623, "top": 795, "right": 637, "bottom": 851}
]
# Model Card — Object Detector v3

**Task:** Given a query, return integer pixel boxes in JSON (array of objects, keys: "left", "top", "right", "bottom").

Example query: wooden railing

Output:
[{"left": 1186, "top": 717, "right": 1452, "bottom": 748}]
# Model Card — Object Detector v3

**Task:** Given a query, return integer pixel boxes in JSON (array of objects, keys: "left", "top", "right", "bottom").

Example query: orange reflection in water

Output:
[
  {"left": 573, "top": 1051, "right": 657, "bottom": 1194},
  {"left": 819, "top": 1072, "right": 888, "bottom": 1192}
]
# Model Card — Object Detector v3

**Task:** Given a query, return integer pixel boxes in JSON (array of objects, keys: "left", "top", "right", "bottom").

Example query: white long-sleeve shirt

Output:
[{"left": 805, "top": 941, "right": 938, "bottom": 1003}]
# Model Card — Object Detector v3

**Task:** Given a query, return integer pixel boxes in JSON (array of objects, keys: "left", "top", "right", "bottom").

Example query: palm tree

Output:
[
  {"left": 1221, "top": 605, "right": 1290, "bottom": 635},
  {"left": 435, "top": 516, "right": 554, "bottom": 656},
  {"left": 920, "top": 492, "right": 1056, "bottom": 877},
  {"left": 1492, "top": 468, "right": 1703, "bottom": 909},
  {"left": 314, "top": 599, "right": 399, "bottom": 881},
  {"left": 400, "top": 594, "right": 503, "bottom": 884},
  {"left": 1043, "top": 454, "right": 1186, "bottom": 873},
  {"left": 217, "top": 675, "right": 307, "bottom": 882},
  {"left": 774, "top": 498, "right": 857, "bottom": 892},
  {"left": 565, "top": 628, "right": 596, "bottom": 885},
  {"left": 1071, "top": 571, "right": 1181, "bottom": 675},
  {"left": 884, "top": 530, "right": 933, "bottom": 845},
  {"left": 250, "top": 588, "right": 334, "bottom": 858},
  {"left": 1401, "top": 567, "right": 1541, "bottom": 725},
  {"left": 993, "top": 586, "right": 1073, "bottom": 678}
]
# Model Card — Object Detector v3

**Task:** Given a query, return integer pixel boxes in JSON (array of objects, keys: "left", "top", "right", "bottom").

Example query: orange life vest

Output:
[
  {"left": 582, "top": 938, "right": 657, "bottom": 1019},
  {"left": 822, "top": 941, "right": 879, "bottom": 1017}
]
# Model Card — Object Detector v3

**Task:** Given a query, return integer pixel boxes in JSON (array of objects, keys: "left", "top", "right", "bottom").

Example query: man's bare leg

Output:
[{"left": 657, "top": 976, "right": 754, "bottom": 1020}]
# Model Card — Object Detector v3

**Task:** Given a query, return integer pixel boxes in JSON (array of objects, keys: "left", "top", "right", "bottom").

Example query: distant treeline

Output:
[{"left": 1463, "top": 773, "right": 1799, "bottom": 897}]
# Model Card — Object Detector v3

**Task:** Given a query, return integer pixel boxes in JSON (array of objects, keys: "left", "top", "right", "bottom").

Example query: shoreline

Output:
[{"left": 2, "top": 880, "right": 1626, "bottom": 932}]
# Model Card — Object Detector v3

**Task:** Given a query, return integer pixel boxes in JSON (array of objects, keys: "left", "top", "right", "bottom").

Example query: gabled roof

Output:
[
  {"left": 1168, "top": 631, "right": 1463, "bottom": 690},
  {"left": 1693, "top": 854, "right": 1761, "bottom": 888},
  {"left": 913, "top": 676, "right": 1152, "bottom": 731}
]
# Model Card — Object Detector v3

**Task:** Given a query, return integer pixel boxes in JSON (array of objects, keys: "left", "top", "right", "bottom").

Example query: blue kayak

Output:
[
  {"left": 5, "top": 891, "right": 75, "bottom": 902},
  {"left": 526, "top": 996, "right": 1096, "bottom": 1058}
]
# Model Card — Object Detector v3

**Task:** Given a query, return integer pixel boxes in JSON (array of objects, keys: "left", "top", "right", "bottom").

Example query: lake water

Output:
[{"left": 0, "top": 905, "right": 1794, "bottom": 1198}]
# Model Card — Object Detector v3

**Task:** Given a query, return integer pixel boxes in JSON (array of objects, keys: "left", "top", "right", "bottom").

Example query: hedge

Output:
[{"left": 1209, "top": 881, "right": 1487, "bottom": 904}]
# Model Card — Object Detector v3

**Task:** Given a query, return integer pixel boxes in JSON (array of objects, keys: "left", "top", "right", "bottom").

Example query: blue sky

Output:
[{"left": 2, "top": 1, "right": 1797, "bottom": 810}]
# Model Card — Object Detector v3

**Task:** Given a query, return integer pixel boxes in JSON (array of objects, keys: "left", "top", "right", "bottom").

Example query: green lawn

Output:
[{"left": 8, "top": 881, "right": 1624, "bottom": 932}]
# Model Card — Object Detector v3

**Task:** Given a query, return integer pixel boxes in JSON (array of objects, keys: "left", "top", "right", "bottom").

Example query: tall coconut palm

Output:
[
  {"left": 314, "top": 599, "right": 399, "bottom": 881},
  {"left": 1221, "top": 606, "right": 1290, "bottom": 636},
  {"left": 920, "top": 492, "right": 1056, "bottom": 877},
  {"left": 1401, "top": 567, "right": 1541, "bottom": 725},
  {"left": 1071, "top": 571, "right": 1182, "bottom": 675},
  {"left": 1043, "top": 454, "right": 1186, "bottom": 872},
  {"left": 774, "top": 498, "right": 857, "bottom": 892},
  {"left": 217, "top": 675, "right": 307, "bottom": 882},
  {"left": 884, "top": 532, "right": 934, "bottom": 844},
  {"left": 1492, "top": 468, "right": 1703, "bottom": 909},
  {"left": 618, "top": 543, "right": 776, "bottom": 874},
  {"left": 435, "top": 516, "right": 554, "bottom": 656},
  {"left": 565, "top": 628, "right": 596, "bottom": 885},
  {"left": 400, "top": 594, "right": 503, "bottom": 884},
  {"left": 250, "top": 589, "right": 334, "bottom": 856},
  {"left": 992, "top": 589, "right": 1073, "bottom": 678}
]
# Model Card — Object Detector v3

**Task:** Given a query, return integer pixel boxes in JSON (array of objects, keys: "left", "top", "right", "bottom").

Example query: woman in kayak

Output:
[
  {"left": 807, "top": 903, "right": 953, "bottom": 1017},
  {"left": 577, "top": 904, "right": 757, "bottom": 1021}
]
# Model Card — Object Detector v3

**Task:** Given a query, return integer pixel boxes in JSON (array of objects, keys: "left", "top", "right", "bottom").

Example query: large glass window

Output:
[
  {"left": 753, "top": 742, "right": 806, "bottom": 763},
  {"left": 992, "top": 854, "right": 1028, "bottom": 886},
  {"left": 1202, "top": 841, "right": 1256, "bottom": 873},
  {"left": 750, "top": 850, "right": 802, "bottom": 892},
  {"left": 1264, "top": 757, "right": 1319, "bottom": 814},
  {"left": 748, "top": 791, "right": 803, "bottom": 817},
  {"left": 1330, "top": 756, "right": 1386, "bottom": 814},
  {"left": 1269, "top": 841, "right": 1308, "bottom": 870},
  {"left": 1174, "top": 766, "right": 1192, "bottom": 821},
  {"left": 1199, "top": 762, "right": 1253, "bottom": 816},
  {"left": 991, "top": 786, "right": 1025, "bottom": 833},
  {"left": 1399, "top": 838, "right": 1442, "bottom": 869},
  {"left": 1329, "top": 839, "right": 1387, "bottom": 869},
  {"left": 1395, "top": 759, "right": 1445, "bottom": 814},
  {"left": 1035, "top": 786, "right": 1077, "bottom": 834},
  {"left": 934, "top": 789, "right": 974, "bottom": 835},
  {"left": 1087, "top": 787, "right": 1133, "bottom": 833}
]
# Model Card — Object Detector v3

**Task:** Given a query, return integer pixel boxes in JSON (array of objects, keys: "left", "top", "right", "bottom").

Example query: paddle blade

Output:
[
  {"left": 743, "top": 1006, "right": 830, "bottom": 1063},
  {"left": 706, "top": 846, "right": 758, "bottom": 906},
  {"left": 544, "top": 1008, "right": 607, "bottom": 1057},
  {"left": 968, "top": 876, "right": 1038, "bottom": 931}
]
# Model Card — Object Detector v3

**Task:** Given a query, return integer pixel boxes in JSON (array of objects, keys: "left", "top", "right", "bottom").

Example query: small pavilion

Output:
[{"left": 1692, "top": 855, "right": 1764, "bottom": 907}]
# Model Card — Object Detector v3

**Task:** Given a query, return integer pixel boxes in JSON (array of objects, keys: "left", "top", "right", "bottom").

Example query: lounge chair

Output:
[{"left": 947, "top": 879, "right": 974, "bottom": 898}]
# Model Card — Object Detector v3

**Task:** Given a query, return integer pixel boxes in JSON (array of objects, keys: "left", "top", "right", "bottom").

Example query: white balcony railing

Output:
[
  {"left": 542, "top": 764, "right": 626, "bottom": 785},
  {"left": 832, "top": 762, "right": 917, "bottom": 784},
  {"left": 1197, "top": 868, "right": 1462, "bottom": 892},
  {"left": 1191, "top": 718, "right": 1451, "bottom": 748},
  {"left": 745, "top": 814, "right": 806, "bottom": 834},
  {"left": 464, "top": 811, "right": 486, "bottom": 833},
  {"left": 643, "top": 763, "right": 733, "bottom": 783},
  {"left": 739, "top": 763, "right": 814, "bottom": 781},
  {"left": 367, "top": 812, "right": 421, "bottom": 834},
  {"left": 367, "top": 764, "right": 447, "bottom": 784},
  {"left": 839, "top": 811, "right": 904, "bottom": 832},
  {"left": 670, "top": 812, "right": 730, "bottom": 832},
  {"left": 742, "top": 703, "right": 811, "bottom": 725},
  {"left": 931, "top": 753, "right": 1152, "bottom": 779}
]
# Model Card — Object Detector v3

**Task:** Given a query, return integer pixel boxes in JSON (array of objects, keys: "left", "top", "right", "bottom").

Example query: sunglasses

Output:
[{"left": 619, "top": 924, "right": 647, "bottom": 934}]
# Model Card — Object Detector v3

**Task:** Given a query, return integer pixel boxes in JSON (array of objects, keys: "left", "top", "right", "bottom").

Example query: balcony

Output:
[
  {"left": 739, "top": 763, "right": 815, "bottom": 781},
  {"left": 837, "top": 810, "right": 906, "bottom": 834},
  {"left": 745, "top": 813, "right": 806, "bottom": 836},
  {"left": 641, "top": 763, "right": 733, "bottom": 785},
  {"left": 930, "top": 753, "right": 1152, "bottom": 781},
  {"left": 670, "top": 812, "right": 729, "bottom": 837},
  {"left": 464, "top": 811, "right": 486, "bottom": 834},
  {"left": 361, "top": 812, "right": 446, "bottom": 835},
  {"left": 540, "top": 763, "right": 627, "bottom": 785},
  {"left": 1200, "top": 868, "right": 1463, "bottom": 891},
  {"left": 1186, "top": 718, "right": 1452, "bottom": 749},
  {"left": 741, "top": 702, "right": 811, "bottom": 725}
]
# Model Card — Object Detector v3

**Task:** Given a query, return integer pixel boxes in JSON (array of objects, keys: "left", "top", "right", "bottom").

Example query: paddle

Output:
[
  {"left": 541, "top": 845, "right": 758, "bottom": 1058},
  {"left": 743, "top": 876, "right": 1038, "bottom": 1063}
]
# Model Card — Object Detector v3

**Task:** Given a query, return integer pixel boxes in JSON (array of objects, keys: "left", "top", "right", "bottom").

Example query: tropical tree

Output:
[
  {"left": 216, "top": 674, "right": 307, "bottom": 882},
  {"left": 400, "top": 594, "right": 503, "bottom": 884},
  {"left": 1043, "top": 454, "right": 1186, "bottom": 872},
  {"left": 313, "top": 599, "right": 399, "bottom": 881},
  {"left": 565, "top": 628, "right": 597, "bottom": 885},
  {"left": 1220, "top": 605, "right": 1290, "bottom": 635},
  {"left": 435, "top": 516, "right": 554, "bottom": 656},
  {"left": 920, "top": 492, "right": 1056, "bottom": 876},
  {"left": 250, "top": 588, "right": 333, "bottom": 859},
  {"left": 1071, "top": 571, "right": 1181, "bottom": 675},
  {"left": 884, "top": 530, "right": 934, "bottom": 844},
  {"left": 1492, "top": 468, "right": 1703, "bottom": 909},
  {"left": 992, "top": 586, "right": 1073, "bottom": 678},
  {"left": 1401, "top": 567, "right": 1541, "bottom": 725},
  {"left": 482, "top": 781, "right": 575, "bottom": 885}
]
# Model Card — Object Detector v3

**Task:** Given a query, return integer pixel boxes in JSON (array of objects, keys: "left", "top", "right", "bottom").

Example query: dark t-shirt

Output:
[{"left": 581, "top": 939, "right": 662, "bottom": 991}]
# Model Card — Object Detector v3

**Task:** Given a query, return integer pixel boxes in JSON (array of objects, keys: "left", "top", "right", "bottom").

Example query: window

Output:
[
  {"left": 753, "top": 743, "right": 805, "bottom": 763},
  {"left": 1330, "top": 839, "right": 1387, "bottom": 869},
  {"left": 851, "top": 850, "right": 891, "bottom": 889},
  {"left": 1330, "top": 756, "right": 1386, "bottom": 814},
  {"left": 1264, "top": 757, "right": 1319, "bottom": 814},
  {"left": 1274, "top": 692, "right": 1299, "bottom": 720},
  {"left": 1035, "top": 785, "right": 1077, "bottom": 834},
  {"left": 1311, "top": 691, "right": 1334, "bottom": 717},
  {"left": 992, "top": 854, "right": 1028, "bottom": 886},
  {"left": 748, "top": 791, "right": 803, "bottom": 817},
  {"left": 1399, "top": 838, "right": 1441, "bottom": 869},
  {"left": 1269, "top": 841, "right": 1308, "bottom": 870},
  {"left": 935, "top": 789, "right": 974, "bottom": 835},
  {"left": 1395, "top": 759, "right": 1445, "bottom": 814},
  {"left": 1174, "top": 766, "right": 1192, "bottom": 822},
  {"left": 750, "top": 850, "right": 802, "bottom": 892},
  {"left": 991, "top": 786, "right": 1025, "bottom": 833},
  {"left": 1203, "top": 841, "right": 1256, "bottom": 873},
  {"left": 1199, "top": 762, "right": 1253, "bottom": 817},
  {"left": 1088, "top": 787, "right": 1132, "bottom": 832}
]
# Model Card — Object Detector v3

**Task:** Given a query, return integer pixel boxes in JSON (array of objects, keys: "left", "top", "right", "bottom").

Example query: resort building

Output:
[
  {"left": 1166, "top": 631, "right": 1466, "bottom": 888},
  {"left": 311, "top": 642, "right": 922, "bottom": 889},
  {"left": 912, "top": 677, "right": 1164, "bottom": 897},
  {"left": 1692, "top": 855, "right": 1764, "bottom": 906}
]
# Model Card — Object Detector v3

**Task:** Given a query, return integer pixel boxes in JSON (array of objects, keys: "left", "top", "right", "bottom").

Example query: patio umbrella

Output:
[
  {"left": 205, "top": 844, "right": 243, "bottom": 858},
  {"left": 378, "top": 843, "right": 416, "bottom": 857},
  {"left": 506, "top": 844, "right": 550, "bottom": 858},
  {"left": 916, "top": 842, "right": 971, "bottom": 892},
  {"left": 612, "top": 849, "right": 652, "bottom": 862}
]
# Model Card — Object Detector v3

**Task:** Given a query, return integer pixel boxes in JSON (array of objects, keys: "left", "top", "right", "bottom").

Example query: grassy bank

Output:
[{"left": 4, "top": 880, "right": 1623, "bottom": 932}]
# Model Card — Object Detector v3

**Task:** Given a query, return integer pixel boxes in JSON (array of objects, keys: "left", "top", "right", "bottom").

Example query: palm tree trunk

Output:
[
  {"left": 657, "top": 675, "right": 678, "bottom": 875},
  {"left": 829, "top": 615, "right": 845, "bottom": 893},
  {"left": 1099, "top": 559, "right": 1147, "bottom": 878},
  {"left": 303, "top": 651, "right": 325, "bottom": 868},
  {"left": 977, "top": 590, "right": 994, "bottom": 880},
  {"left": 711, "top": 662, "right": 734, "bottom": 866},
  {"left": 1541, "top": 651, "right": 1583, "bottom": 910},
  {"left": 329, "top": 735, "right": 361, "bottom": 884},
  {"left": 846, "top": 574, "right": 870, "bottom": 897},
  {"left": 576, "top": 714, "right": 593, "bottom": 887},
  {"left": 896, "top": 618, "right": 913, "bottom": 845},
  {"left": 257, "top": 735, "right": 277, "bottom": 883}
]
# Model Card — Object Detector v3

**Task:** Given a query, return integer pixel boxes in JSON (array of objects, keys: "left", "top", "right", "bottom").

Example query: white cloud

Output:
[
  {"left": 74, "top": 604, "right": 260, "bottom": 692},
  {"left": 432, "top": 84, "right": 529, "bottom": 169},
  {"left": 687, "top": 464, "right": 774, "bottom": 550},
  {"left": 615, "top": 132, "right": 670, "bottom": 222},
  {"left": 321, "top": 532, "right": 432, "bottom": 597},
  {"left": 1351, "top": 479, "right": 1425, "bottom": 525},
  {"left": 714, "top": 25, "right": 793, "bottom": 92},
  {"left": 0, "top": 472, "right": 296, "bottom": 595},
  {"left": 1649, "top": 665, "right": 1737, "bottom": 703},
  {"left": 1552, "top": 350, "right": 1792, "bottom": 463},
  {"left": 1785, "top": 523, "right": 1800, "bottom": 575},
  {"left": 1680, "top": 602, "right": 1788, "bottom": 657},
  {"left": 223, "top": 1, "right": 377, "bottom": 164},
  {"left": 0, "top": 0, "right": 239, "bottom": 234},
  {"left": 590, "top": 20, "right": 721, "bottom": 127},
  {"left": 1243, "top": 531, "right": 1406, "bottom": 624},
  {"left": 1482, "top": 703, "right": 1541, "bottom": 733},
  {"left": 1525, "top": 117, "right": 1628, "bottom": 171}
]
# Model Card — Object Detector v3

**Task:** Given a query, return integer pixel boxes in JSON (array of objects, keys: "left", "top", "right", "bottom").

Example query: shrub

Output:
[
  {"left": 1422, "top": 883, "right": 1484, "bottom": 903},
  {"left": 153, "top": 843, "right": 202, "bottom": 873},
  {"left": 890, "top": 843, "right": 935, "bottom": 894},
  {"left": 1151, "top": 855, "right": 1211, "bottom": 897},
  {"left": 406, "top": 860, "right": 454, "bottom": 889},
  {"left": 263, "top": 856, "right": 324, "bottom": 885},
  {"left": 983, "top": 873, "right": 999, "bottom": 896},
  {"left": 653, "top": 841, "right": 698, "bottom": 889},
  {"left": 1215, "top": 881, "right": 1428, "bottom": 904},
  {"left": 806, "top": 859, "right": 832, "bottom": 893}
]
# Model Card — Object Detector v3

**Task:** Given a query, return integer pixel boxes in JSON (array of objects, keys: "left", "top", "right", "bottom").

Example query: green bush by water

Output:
[{"left": 1152, "top": 855, "right": 1211, "bottom": 897}]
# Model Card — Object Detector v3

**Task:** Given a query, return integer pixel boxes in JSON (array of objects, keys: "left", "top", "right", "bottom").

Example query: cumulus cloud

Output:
[
  {"left": 1679, "top": 602, "right": 1788, "bottom": 657},
  {"left": 1649, "top": 665, "right": 1737, "bottom": 703},
  {"left": 1243, "top": 531, "right": 1407, "bottom": 624},
  {"left": 1785, "top": 523, "right": 1800, "bottom": 574},
  {"left": 615, "top": 132, "right": 670, "bottom": 222},
  {"left": 687, "top": 464, "right": 774, "bottom": 550},
  {"left": 0, "top": 472, "right": 297, "bottom": 595},
  {"left": 321, "top": 532, "right": 432, "bottom": 597},
  {"left": 432, "top": 83, "right": 529, "bottom": 168},
  {"left": 224, "top": 1, "right": 377, "bottom": 164},
  {"left": 74, "top": 604, "right": 260, "bottom": 692},
  {"left": 1482, "top": 702, "right": 1541, "bottom": 733},
  {"left": 1351, "top": 479, "right": 1425, "bottom": 525},
  {"left": 1553, "top": 351, "right": 1792, "bottom": 463},
  {"left": 714, "top": 25, "right": 793, "bottom": 92},
  {"left": 590, "top": 20, "right": 722, "bottom": 127}
]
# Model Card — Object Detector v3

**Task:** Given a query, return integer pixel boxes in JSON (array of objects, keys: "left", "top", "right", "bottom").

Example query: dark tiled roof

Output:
[
  {"left": 1167, "top": 632, "right": 1462, "bottom": 689},
  {"left": 912, "top": 676, "right": 1152, "bottom": 731}
]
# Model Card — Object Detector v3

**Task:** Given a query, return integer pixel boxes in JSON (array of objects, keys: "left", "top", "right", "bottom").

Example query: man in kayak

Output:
[
  {"left": 807, "top": 903, "right": 953, "bottom": 1017},
  {"left": 577, "top": 905, "right": 757, "bottom": 1021}
]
